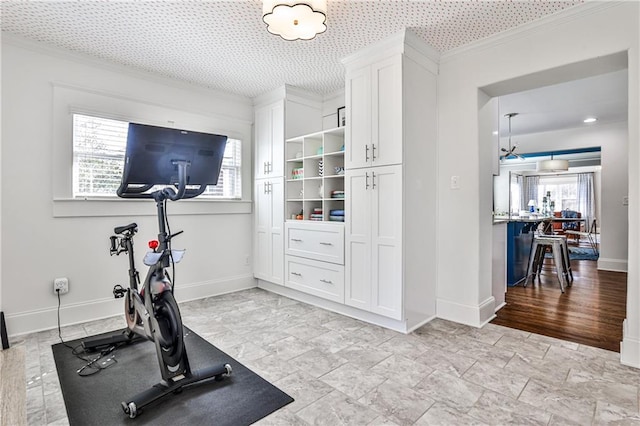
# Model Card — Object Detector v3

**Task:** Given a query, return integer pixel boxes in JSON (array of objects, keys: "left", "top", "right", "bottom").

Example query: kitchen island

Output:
[{"left": 505, "top": 218, "right": 544, "bottom": 286}]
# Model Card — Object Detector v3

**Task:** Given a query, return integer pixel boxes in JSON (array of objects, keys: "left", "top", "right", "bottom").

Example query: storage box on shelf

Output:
[{"left": 285, "top": 127, "right": 345, "bottom": 222}]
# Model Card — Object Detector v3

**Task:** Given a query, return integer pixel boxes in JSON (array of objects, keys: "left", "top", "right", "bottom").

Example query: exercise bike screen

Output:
[{"left": 121, "top": 123, "right": 228, "bottom": 187}]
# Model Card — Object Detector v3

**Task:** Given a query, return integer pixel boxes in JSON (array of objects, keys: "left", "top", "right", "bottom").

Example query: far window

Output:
[
  {"left": 537, "top": 175, "right": 578, "bottom": 212},
  {"left": 72, "top": 114, "right": 242, "bottom": 199}
]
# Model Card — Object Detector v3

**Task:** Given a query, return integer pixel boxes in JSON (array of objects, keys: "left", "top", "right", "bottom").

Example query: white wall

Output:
[
  {"left": 321, "top": 90, "right": 345, "bottom": 130},
  {"left": 1, "top": 37, "right": 256, "bottom": 336},
  {"left": 436, "top": 2, "right": 639, "bottom": 366}
]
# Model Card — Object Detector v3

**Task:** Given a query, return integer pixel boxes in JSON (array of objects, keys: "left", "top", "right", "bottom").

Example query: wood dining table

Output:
[{"left": 540, "top": 216, "right": 586, "bottom": 234}]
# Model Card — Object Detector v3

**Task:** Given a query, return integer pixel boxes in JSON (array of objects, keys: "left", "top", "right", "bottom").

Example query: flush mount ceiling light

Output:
[
  {"left": 262, "top": 0, "right": 327, "bottom": 41},
  {"left": 537, "top": 155, "right": 569, "bottom": 172},
  {"left": 583, "top": 117, "right": 597, "bottom": 123}
]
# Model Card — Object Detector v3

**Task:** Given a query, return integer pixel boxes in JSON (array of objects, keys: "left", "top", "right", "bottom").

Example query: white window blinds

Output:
[{"left": 72, "top": 114, "right": 242, "bottom": 199}]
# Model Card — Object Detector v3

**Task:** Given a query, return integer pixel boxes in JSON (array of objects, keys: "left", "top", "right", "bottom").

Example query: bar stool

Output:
[
  {"left": 546, "top": 234, "right": 573, "bottom": 283},
  {"left": 525, "top": 235, "right": 573, "bottom": 293}
]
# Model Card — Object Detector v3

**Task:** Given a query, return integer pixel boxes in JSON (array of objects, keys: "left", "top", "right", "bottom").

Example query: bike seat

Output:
[{"left": 114, "top": 223, "right": 138, "bottom": 235}]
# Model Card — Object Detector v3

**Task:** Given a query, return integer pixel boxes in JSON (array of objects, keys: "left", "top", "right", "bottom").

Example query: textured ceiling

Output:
[{"left": 2, "top": 1, "right": 585, "bottom": 99}]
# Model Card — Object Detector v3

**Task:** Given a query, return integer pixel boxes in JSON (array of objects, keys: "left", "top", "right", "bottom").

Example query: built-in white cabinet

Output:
[
  {"left": 285, "top": 222, "right": 344, "bottom": 264},
  {"left": 342, "top": 29, "right": 439, "bottom": 329},
  {"left": 255, "top": 100, "right": 284, "bottom": 179},
  {"left": 254, "top": 98, "right": 285, "bottom": 286},
  {"left": 254, "top": 178, "right": 284, "bottom": 284},
  {"left": 285, "top": 127, "right": 345, "bottom": 222},
  {"left": 345, "top": 165, "right": 402, "bottom": 319},
  {"left": 255, "top": 33, "right": 437, "bottom": 334},
  {"left": 253, "top": 86, "right": 323, "bottom": 287},
  {"left": 284, "top": 221, "right": 345, "bottom": 303},
  {"left": 345, "top": 55, "right": 402, "bottom": 169},
  {"left": 285, "top": 256, "right": 344, "bottom": 304}
]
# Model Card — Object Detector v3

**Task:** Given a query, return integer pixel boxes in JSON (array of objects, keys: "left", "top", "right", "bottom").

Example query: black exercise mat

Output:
[{"left": 52, "top": 327, "right": 293, "bottom": 425}]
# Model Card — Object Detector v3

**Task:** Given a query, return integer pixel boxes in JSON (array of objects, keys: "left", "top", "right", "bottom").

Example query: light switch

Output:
[
  {"left": 450, "top": 175, "right": 460, "bottom": 190},
  {"left": 623, "top": 196, "right": 629, "bottom": 206}
]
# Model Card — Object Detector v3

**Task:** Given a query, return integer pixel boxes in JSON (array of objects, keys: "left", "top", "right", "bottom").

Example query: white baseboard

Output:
[
  {"left": 6, "top": 274, "right": 256, "bottom": 338},
  {"left": 258, "top": 280, "right": 423, "bottom": 333},
  {"left": 621, "top": 319, "right": 640, "bottom": 368},
  {"left": 598, "top": 257, "right": 628, "bottom": 272},
  {"left": 175, "top": 274, "right": 256, "bottom": 304},
  {"left": 406, "top": 315, "right": 437, "bottom": 334},
  {"left": 436, "top": 296, "right": 497, "bottom": 328},
  {"left": 494, "top": 301, "right": 507, "bottom": 312}
]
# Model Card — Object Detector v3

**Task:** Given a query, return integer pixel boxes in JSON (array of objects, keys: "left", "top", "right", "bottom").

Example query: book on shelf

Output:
[
  {"left": 329, "top": 215, "right": 345, "bottom": 222},
  {"left": 291, "top": 167, "right": 304, "bottom": 179}
]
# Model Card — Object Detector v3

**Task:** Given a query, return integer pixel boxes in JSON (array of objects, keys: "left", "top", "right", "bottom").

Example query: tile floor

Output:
[{"left": 12, "top": 288, "right": 640, "bottom": 425}]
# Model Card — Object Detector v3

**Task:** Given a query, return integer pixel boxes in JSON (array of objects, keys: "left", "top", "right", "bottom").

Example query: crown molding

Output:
[
  {"left": 252, "top": 84, "right": 323, "bottom": 108},
  {"left": 322, "top": 88, "right": 345, "bottom": 103},
  {"left": 341, "top": 28, "right": 439, "bottom": 73},
  {"left": 440, "top": 1, "right": 624, "bottom": 63},
  {"left": 2, "top": 33, "right": 253, "bottom": 106}
]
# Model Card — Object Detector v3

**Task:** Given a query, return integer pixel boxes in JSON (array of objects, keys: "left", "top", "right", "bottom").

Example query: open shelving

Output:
[{"left": 285, "top": 127, "right": 345, "bottom": 223}]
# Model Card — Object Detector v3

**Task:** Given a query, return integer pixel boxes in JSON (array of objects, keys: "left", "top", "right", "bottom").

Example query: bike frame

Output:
[{"left": 117, "top": 190, "right": 190, "bottom": 382}]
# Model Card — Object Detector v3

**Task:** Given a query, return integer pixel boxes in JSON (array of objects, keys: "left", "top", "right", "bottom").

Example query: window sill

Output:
[{"left": 53, "top": 198, "right": 252, "bottom": 218}]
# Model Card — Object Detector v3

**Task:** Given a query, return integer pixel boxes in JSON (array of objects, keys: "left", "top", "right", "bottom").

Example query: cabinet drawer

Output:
[
  {"left": 285, "top": 256, "right": 344, "bottom": 303},
  {"left": 285, "top": 223, "right": 344, "bottom": 264}
]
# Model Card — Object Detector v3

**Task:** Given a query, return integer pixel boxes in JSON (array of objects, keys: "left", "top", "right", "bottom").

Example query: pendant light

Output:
[
  {"left": 262, "top": 0, "right": 327, "bottom": 41},
  {"left": 537, "top": 154, "right": 569, "bottom": 172}
]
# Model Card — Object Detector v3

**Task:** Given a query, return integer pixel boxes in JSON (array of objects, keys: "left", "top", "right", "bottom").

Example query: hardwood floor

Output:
[{"left": 491, "top": 257, "right": 627, "bottom": 353}]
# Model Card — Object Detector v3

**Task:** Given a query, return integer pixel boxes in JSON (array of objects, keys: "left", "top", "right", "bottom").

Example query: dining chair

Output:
[{"left": 564, "top": 218, "right": 599, "bottom": 255}]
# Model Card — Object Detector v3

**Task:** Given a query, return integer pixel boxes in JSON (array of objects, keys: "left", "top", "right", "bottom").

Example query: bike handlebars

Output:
[{"left": 116, "top": 160, "right": 207, "bottom": 201}]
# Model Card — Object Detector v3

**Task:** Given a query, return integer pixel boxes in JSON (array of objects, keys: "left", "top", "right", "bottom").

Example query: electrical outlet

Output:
[
  {"left": 53, "top": 277, "right": 69, "bottom": 295},
  {"left": 244, "top": 255, "right": 250, "bottom": 266}
]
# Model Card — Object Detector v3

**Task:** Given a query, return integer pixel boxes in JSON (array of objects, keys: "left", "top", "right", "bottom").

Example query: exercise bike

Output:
[{"left": 82, "top": 123, "right": 232, "bottom": 418}]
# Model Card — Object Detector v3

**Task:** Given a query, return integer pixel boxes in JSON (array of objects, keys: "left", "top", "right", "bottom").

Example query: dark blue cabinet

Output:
[{"left": 507, "top": 221, "right": 537, "bottom": 286}]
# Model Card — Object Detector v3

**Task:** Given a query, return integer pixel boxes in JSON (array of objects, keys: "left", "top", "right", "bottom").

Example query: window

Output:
[
  {"left": 72, "top": 114, "right": 242, "bottom": 199},
  {"left": 537, "top": 175, "right": 578, "bottom": 212}
]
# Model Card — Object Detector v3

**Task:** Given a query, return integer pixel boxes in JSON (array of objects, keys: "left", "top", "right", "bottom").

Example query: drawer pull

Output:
[
  {"left": 291, "top": 272, "right": 302, "bottom": 277},
  {"left": 319, "top": 242, "right": 333, "bottom": 246},
  {"left": 291, "top": 238, "right": 303, "bottom": 242},
  {"left": 320, "top": 279, "right": 333, "bottom": 284}
]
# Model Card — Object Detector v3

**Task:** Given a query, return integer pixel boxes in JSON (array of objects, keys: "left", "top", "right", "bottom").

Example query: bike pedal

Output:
[{"left": 113, "top": 285, "right": 126, "bottom": 299}]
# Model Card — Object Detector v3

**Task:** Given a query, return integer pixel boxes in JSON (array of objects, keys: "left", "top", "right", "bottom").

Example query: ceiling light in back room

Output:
[
  {"left": 263, "top": 0, "right": 327, "bottom": 41},
  {"left": 537, "top": 158, "right": 569, "bottom": 172},
  {"left": 583, "top": 117, "right": 597, "bottom": 123}
]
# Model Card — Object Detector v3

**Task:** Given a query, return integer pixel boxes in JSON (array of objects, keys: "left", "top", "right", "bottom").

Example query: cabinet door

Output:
[
  {"left": 255, "top": 101, "right": 284, "bottom": 179},
  {"left": 345, "top": 66, "right": 371, "bottom": 170},
  {"left": 270, "top": 104, "right": 285, "bottom": 177},
  {"left": 254, "top": 179, "right": 272, "bottom": 280},
  {"left": 371, "top": 56, "right": 403, "bottom": 167},
  {"left": 269, "top": 178, "right": 284, "bottom": 284},
  {"left": 253, "top": 178, "right": 284, "bottom": 285},
  {"left": 344, "top": 169, "right": 372, "bottom": 310},
  {"left": 370, "top": 165, "right": 403, "bottom": 319}
]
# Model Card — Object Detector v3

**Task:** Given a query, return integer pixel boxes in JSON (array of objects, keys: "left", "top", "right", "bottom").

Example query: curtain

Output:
[
  {"left": 522, "top": 176, "right": 539, "bottom": 211},
  {"left": 577, "top": 172, "right": 595, "bottom": 229}
]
